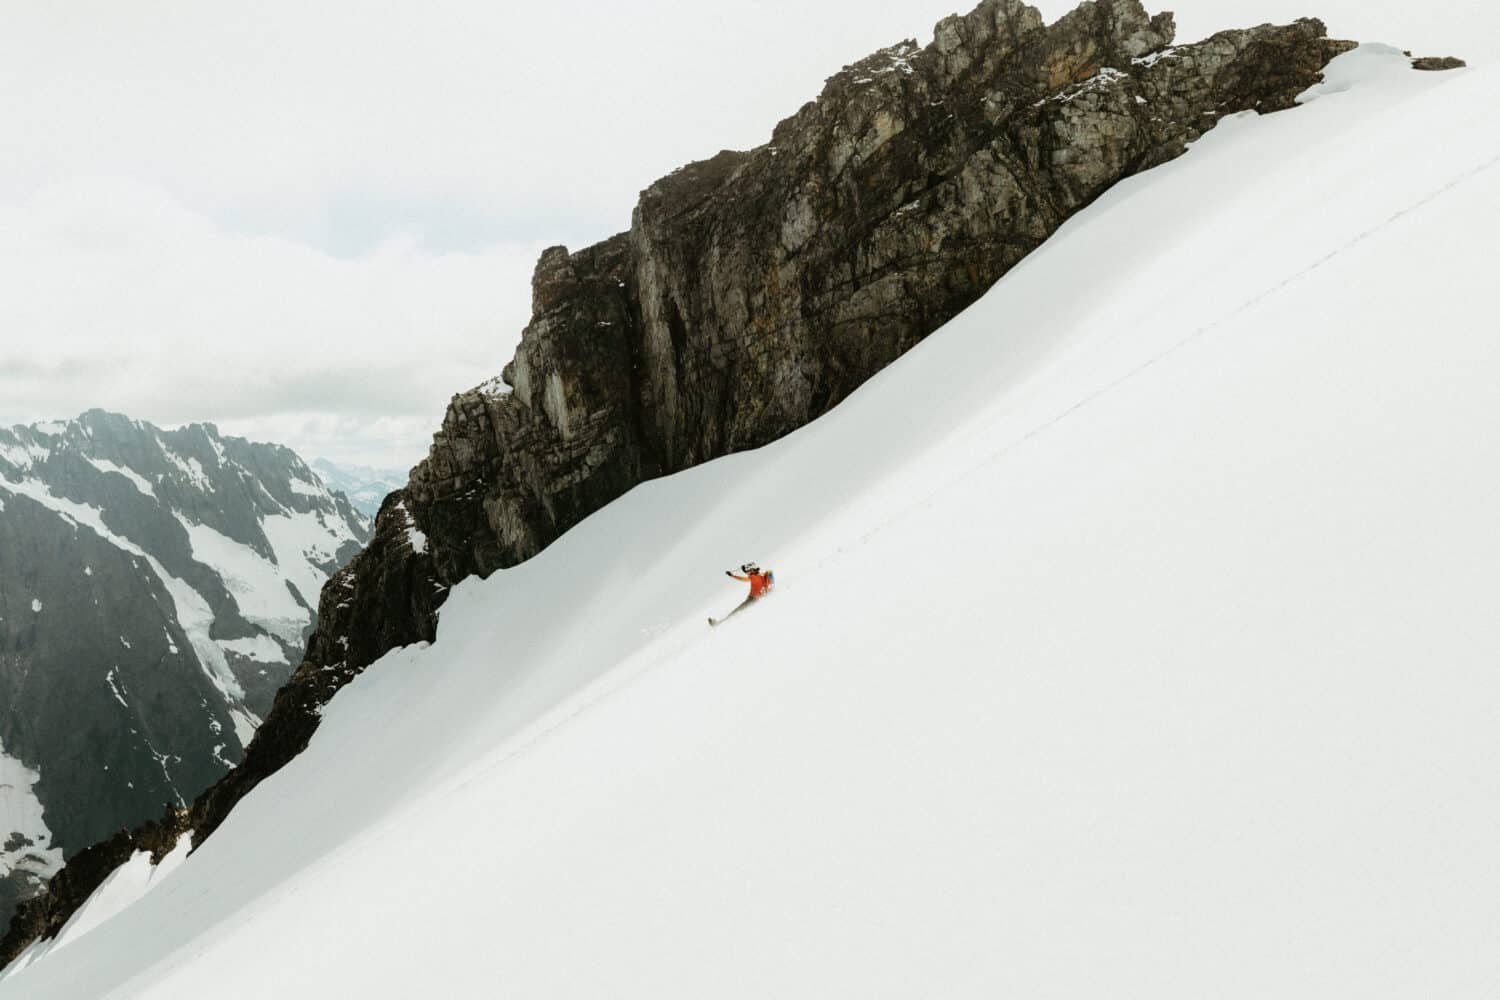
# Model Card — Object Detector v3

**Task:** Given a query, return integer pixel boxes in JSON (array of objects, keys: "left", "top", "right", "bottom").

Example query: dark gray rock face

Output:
[
  {"left": 0, "top": 411, "right": 368, "bottom": 934},
  {"left": 1411, "top": 55, "right": 1466, "bottom": 71},
  {"left": 2, "top": 0, "right": 1375, "bottom": 969},
  {"left": 386, "top": 0, "right": 1356, "bottom": 624}
]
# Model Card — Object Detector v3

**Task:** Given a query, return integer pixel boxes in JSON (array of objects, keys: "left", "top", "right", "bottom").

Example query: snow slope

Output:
[
  {"left": 5, "top": 47, "right": 1497, "bottom": 997},
  {"left": 1, "top": 839, "right": 191, "bottom": 979}
]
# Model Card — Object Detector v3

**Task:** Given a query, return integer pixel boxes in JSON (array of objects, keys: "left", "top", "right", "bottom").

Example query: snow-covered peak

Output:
[
  {"left": 309, "top": 458, "right": 405, "bottom": 518},
  {"left": 2, "top": 47, "right": 1493, "bottom": 997},
  {"left": 0, "top": 410, "right": 370, "bottom": 936}
]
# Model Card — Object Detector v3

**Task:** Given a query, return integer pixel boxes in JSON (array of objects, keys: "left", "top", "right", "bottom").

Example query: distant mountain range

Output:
[
  {"left": 310, "top": 459, "right": 405, "bottom": 517},
  {"left": 0, "top": 411, "right": 369, "bottom": 931}
]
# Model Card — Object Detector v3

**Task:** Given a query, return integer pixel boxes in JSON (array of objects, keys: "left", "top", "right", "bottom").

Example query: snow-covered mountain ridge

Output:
[
  {"left": 216, "top": 0, "right": 1365, "bottom": 865},
  {"left": 0, "top": 8, "right": 1375, "bottom": 953},
  {"left": 0, "top": 411, "right": 368, "bottom": 935},
  {"left": 3, "top": 40, "right": 1493, "bottom": 996},
  {"left": 308, "top": 460, "right": 405, "bottom": 518}
]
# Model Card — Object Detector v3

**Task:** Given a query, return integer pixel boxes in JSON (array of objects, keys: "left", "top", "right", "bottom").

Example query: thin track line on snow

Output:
[
  {"left": 811, "top": 150, "right": 1500, "bottom": 567},
  {"left": 335, "top": 151, "right": 1500, "bottom": 822}
]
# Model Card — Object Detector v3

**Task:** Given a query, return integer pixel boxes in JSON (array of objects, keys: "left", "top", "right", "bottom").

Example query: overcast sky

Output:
[{"left": 1, "top": 0, "right": 1483, "bottom": 469}]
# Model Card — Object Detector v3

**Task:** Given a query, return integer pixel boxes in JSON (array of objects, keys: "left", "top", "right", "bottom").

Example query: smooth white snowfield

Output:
[{"left": 5, "top": 48, "right": 1498, "bottom": 998}]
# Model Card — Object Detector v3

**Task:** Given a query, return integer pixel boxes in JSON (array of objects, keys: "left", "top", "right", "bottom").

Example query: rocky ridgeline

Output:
[
  {"left": 404, "top": 0, "right": 1358, "bottom": 575},
  {"left": 10, "top": 0, "right": 1458, "bottom": 967},
  {"left": 327, "top": 0, "right": 1360, "bottom": 674},
  {"left": 0, "top": 411, "right": 367, "bottom": 942}
]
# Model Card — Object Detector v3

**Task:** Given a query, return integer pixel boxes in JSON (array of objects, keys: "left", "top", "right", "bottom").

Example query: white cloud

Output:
[
  {"left": 0, "top": 0, "right": 981, "bottom": 254},
  {"left": 0, "top": 176, "right": 542, "bottom": 467}
]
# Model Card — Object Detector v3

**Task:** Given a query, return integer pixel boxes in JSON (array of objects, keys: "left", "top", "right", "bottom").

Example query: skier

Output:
[{"left": 709, "top": 562, "right": 775, "bottom": 626}]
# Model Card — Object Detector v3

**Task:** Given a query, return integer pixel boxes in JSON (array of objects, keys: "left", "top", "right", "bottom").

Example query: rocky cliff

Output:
[
  {"left": 0, "top": 411, "right": 367, "bottom": 935},
  {"left": 3, "top": 0, "right": 1404, "bottom": 967},
  {"left": 313, "top": 0, "right": 1359, "bottom": 712}
]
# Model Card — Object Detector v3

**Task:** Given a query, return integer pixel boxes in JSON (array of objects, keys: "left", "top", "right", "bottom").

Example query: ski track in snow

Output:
[
  {"left": 406, "top": 96, "right": 1487, "bottom": 799},
  {"left": 820, "top": 146, "right": 1500, "bottom": 571}
]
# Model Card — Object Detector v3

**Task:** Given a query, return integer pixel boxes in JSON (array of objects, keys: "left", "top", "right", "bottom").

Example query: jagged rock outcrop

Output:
[
  {"left": 1411, "top": 55, "right": 1466, "bottom": 71},
  {"left": 404, "top": 1, "right": 1355, "bottom": 583},
  {"left": 0, "top": 411, "right": 367, "bottom": 938},
  {"left": 2, "top": 0, "right": 1382, "bottom": 969}
]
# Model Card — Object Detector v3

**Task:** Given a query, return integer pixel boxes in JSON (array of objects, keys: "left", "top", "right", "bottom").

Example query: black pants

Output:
[{"left": 723, "top": 595, "right": 759, "bottom": 620}]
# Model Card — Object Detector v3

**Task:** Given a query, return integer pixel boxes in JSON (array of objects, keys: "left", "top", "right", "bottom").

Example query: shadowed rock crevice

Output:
[{"left": 3, "top": 0, "right": 1387, "bottom": 969}]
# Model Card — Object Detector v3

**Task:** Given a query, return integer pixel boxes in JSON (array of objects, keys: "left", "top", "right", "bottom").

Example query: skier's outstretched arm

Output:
[{"left": 725, "top": 571, "right": 749, "bottom": 581}]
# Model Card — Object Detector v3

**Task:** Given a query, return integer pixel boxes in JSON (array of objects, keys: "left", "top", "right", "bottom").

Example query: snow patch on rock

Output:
[
  {"left": 218, "top": 635, "right": 289, "bottom": 665},
  {"left": 174, "top": 514, "right": 308, "bottom": 644},
  {"left": 0, "top": 740, "right": 65, "bottom": 896},
  {"left": 83, "top": 457, "right": 155, "bottom": 498}
]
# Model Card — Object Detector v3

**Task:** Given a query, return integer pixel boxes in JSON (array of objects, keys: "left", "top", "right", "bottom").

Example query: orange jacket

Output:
[{"left": 729, "top": 571, "right": 773, "bottom": 599}]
